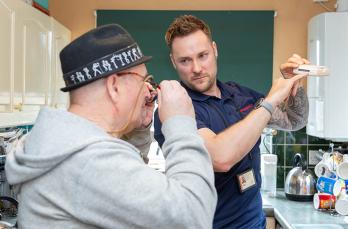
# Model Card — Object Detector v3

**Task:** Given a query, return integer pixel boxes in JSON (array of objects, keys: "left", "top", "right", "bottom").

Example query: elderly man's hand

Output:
[
  {"left": 157, "top": 80, "right": 194, "bottom": 123},
  {"left": 280, "top": 53, "right": 309, "bottom": 96}
]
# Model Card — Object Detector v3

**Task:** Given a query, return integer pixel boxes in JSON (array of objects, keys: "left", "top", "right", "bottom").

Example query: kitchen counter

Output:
[
  {"left": 262, "top": 190, "right": 348, "bottom": 229},
  {"left": 1, "top": 191, "right": 347, "bottom": 229}
]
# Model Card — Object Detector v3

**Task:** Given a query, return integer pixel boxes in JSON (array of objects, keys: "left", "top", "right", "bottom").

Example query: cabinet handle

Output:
[{"left": 13, "top": 103, "right": 23, "bottom": 112}]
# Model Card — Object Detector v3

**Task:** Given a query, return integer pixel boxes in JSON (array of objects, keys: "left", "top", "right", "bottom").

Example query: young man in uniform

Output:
[{"left": 154, "top": 15, "right": 309, "bottom": 229}]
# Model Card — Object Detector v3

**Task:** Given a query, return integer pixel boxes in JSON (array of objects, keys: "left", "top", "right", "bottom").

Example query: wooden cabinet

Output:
[
  {"left": 0, "top": 0, "right": 70, "bottom": 127},
  {"left": 266, "top": 217, "right": 276, "bottom": 229}
]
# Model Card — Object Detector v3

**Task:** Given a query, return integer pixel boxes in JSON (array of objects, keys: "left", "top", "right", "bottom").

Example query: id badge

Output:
[{"left": 237, "top": 168, "right": 256, "bottom": 193}]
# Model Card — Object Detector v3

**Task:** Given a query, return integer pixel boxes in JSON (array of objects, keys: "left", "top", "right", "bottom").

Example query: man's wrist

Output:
[{"left": 254, "top": 98, "right": 274, "bottom": 115}]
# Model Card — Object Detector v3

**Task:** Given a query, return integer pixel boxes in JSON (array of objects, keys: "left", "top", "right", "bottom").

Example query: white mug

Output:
[
  {"left": 336, "top": 179, "right": 348, "bottom": 216},
  {"left": 343, "top": 154, "right": 348, "bottom": 163},
  {"left": 335, "top": 198, "right": 348, "bottom": 216},
  {"left": 315, "top": 153, "right": 334, "bottom": 177},
  {"left": 338, "top": 188, "right": 348, "bottom": 200},
  {"left": 337, "top": 161, "right": 348, "bottom": 180}
]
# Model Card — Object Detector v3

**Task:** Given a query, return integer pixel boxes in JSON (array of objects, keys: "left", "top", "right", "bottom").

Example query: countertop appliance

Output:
[
  {"left": 307, "top": 12, "right": 348, "bottom": 141},
  {"left": 285, "top": 153, "right": 317, "bottom": 201}
]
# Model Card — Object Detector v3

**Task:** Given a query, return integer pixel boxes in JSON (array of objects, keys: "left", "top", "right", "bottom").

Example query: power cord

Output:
[
  {"left": 263, "top": 133, "right": 272, "bottom": 154},
  {"left": 319, "top": 2, "right": 335, "bottom": 11},
  {"left": 262, "top": 129, "right": 277, "bottom": 154}
]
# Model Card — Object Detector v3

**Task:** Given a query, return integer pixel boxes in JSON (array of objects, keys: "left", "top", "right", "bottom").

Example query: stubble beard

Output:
[{"left": 187, "top": 74, "right": 215, "bottom": 94}]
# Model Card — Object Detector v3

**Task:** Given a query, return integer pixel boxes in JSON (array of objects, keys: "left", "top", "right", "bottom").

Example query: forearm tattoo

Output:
[{"left": 267, "top": 87, "right": 309, "bottom": 131}]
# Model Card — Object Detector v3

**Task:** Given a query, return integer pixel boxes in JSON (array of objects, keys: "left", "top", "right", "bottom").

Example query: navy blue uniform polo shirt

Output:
[{"left": 154, "top": 80, "right": 266, "bottom": 229}]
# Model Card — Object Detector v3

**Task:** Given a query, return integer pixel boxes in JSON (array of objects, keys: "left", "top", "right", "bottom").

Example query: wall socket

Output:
[{"left": 308, "top": 150, "right": 322, "bottom": 165}]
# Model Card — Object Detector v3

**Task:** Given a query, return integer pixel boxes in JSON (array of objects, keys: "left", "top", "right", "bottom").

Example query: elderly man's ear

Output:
[{"left": 106, "top": 74, "right": 120, "bottom": 103}]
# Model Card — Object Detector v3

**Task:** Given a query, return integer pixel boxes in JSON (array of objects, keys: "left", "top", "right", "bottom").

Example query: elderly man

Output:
[{"left": 5, "top": 24, "right": 217, "bottom": 229}]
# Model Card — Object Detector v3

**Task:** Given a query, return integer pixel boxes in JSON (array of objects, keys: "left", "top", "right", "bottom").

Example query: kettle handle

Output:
[{"left": 293, "top": 153, "right": 303, "bottom": 168}]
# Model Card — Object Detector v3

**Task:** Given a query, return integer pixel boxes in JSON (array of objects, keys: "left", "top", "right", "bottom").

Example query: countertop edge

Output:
[{"left": 273, "top": 207, "right": 294, "bottom": 229}]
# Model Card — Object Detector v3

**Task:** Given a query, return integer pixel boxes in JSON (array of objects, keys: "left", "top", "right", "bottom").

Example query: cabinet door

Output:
[
  {"left": 50, "top": 18, "right": 70, "bottom": 109},
  {"left": 0, "top": 1, "right": 14, "bottom": 112},
  {"left": 0, "top": 0, "right": 71, "bottom": 127},
  {"left": 12, "top": 0, "right": 52, "bottom": 111},
  {"left": 266, "top": 217, "right": 275, "bottom": 229}
]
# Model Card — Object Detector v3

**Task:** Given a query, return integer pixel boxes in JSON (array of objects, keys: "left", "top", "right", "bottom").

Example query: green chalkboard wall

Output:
[
  {"left": 34, "top": 0, "right": 48, "bottom": 10},
  {"left": 97, "top": 10, "right": 274, "bottom": 94}
]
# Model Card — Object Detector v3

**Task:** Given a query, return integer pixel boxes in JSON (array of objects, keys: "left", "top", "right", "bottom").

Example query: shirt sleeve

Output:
[
  {"left": 195, "top": 110, "right": 210, "bottom": 130},
  {"left": 121, "top": 123, "right": 152, "bottom": 161}
]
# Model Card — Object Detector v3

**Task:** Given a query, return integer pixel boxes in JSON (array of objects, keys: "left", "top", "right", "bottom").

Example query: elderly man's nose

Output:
[
  {"left": 145, "top": 90, "right": 157, "bottom": 104},
  {"left": 144, "top": 82, "right": 153, "bottom": 90}
]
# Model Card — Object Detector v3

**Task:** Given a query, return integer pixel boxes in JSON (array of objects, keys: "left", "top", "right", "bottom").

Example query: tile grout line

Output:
[{"left": 283, "top": 131, "right": 286, "bottom": 187}]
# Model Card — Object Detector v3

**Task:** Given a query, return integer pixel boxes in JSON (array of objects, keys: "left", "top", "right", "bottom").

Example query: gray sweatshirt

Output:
[{"left": 5, "top": 107, "right": 217, "bottom": 229}]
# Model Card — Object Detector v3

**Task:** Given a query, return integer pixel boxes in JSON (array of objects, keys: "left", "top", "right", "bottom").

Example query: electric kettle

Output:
[{"left": 285, "top": 153, "right": 317, "bottom": 201}]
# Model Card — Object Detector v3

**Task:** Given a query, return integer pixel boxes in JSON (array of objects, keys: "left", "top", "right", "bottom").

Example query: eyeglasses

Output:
[
  {"left": 117, "top": 71, "right": 159, "bottom": 103},
  {"left": 117, "top": 72, "right": 159, "bottom": 89}
]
